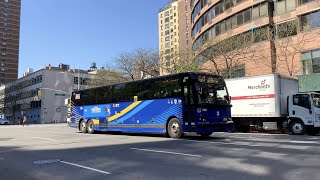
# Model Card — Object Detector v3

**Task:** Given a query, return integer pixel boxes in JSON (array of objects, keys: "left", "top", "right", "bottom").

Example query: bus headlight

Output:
[
  {"left": 199, "top": 117, "right": 207, "bottom": 122},
  {"left": 223, "top": 118, "right": 232, "bottom": 122}
]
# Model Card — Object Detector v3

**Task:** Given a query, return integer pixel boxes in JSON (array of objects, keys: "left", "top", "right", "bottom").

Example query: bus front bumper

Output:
[{"left": 196, "top": 121, "right": 234, "bottom": 133}]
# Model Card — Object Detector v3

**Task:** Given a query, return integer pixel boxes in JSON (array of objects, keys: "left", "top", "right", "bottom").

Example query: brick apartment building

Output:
[
  {"left": 0, "top": 0, "right": 21, "bottom": 84},
  {"left": 190, "top": 0, "right": 320, "bottom": 78}
]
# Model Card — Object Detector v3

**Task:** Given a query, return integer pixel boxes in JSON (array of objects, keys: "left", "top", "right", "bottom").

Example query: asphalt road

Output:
[{"left": 0, "top": 124, "right": 319, "bottom": 180}]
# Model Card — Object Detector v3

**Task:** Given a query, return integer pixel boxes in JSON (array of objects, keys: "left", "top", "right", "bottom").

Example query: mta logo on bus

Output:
[
  {"left": 113, "top": 104, "right": 120, "bottom": 108},
  {"left": 91, "top": 106, "right": 102, "bottom": 113}
]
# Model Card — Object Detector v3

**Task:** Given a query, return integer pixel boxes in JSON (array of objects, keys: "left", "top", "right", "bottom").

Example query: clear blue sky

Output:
[{"left": 19, "top": 0, "right": 169, "bottom": 77}]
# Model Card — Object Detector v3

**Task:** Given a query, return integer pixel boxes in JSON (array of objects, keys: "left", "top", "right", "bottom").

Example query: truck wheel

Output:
[
  {"left": 167, "top": 118, "right": 182, "bottom": 139},
  {"left": 87, "top": 120, "right": 95, "bottom": 134},
  {"left": 290, "top": 120, "right": 305, "bottom": 135},
  {"left": 80, "top": 120, "right": 87, "bottom": 133}
]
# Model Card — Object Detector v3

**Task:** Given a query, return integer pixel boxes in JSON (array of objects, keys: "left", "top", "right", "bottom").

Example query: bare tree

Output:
[
  {"left": 115, "top": 52, "right": 137, "bottom": 81},
  {"left": 160, "top": 49, "right": 200, "bottom": 74},
  {"left": 115, "top": 49, "right": 160, "bottom": 80},
  {"left": 198, "top": 30, "right": 262, "bottom": 78},
  {"left": 254, "top": 19, "right": 320, "bottom": 76},
  {"left": 133, "top": 49, "right": 160, "bottom": 79},
  {"left": 85, "top": 65, "right": 129, "bottom": 88}
]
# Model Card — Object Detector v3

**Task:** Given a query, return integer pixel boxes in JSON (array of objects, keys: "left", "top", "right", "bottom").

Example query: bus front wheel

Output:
[
  {"left": 80, "top": 120, "right": 87, "bottom": 133},
  {"left": 167, "top": 118, "right": 182, "bottom": 139}
]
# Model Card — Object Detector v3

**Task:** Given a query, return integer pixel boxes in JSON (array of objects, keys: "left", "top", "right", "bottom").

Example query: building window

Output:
[
  {"left": 300, "top": 10, "right": 320, "bottom": 31},
  {"left": 222, "top": 65, "right": 245, "bottom": 79},
  {"left": 302, "top": 49, "right": 320, "bottom": 74},
  {"left": 237, "top": 12, "right": 244, "bottom": 26},
  {"left": 277, "top": 20, "right": 297, "bottom": 38},
  {"left": 252, "top": 6, "right": 260, "bottom": 20},
  {"left": 299, "top": 0, "right": 315, "bottom": 5},
  {"left": 276, "top": 0, "right": 296, "bottom": 15},
  {"left": 243, "top": 8, "right": 252, "bottom": 23}
]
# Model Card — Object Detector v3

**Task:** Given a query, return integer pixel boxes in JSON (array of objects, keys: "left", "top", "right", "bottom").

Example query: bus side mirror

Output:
[{"left": 224, "top": 95, "right": 230, "bottom": 103}]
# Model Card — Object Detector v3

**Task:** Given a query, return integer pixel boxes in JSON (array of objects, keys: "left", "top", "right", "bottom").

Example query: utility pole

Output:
[{"left": 78, "top": 66, "right": 80, "bottom": 90}]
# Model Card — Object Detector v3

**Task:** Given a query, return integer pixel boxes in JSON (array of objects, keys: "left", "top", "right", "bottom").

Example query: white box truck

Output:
[{"left": 225, "top": 74, "right": 320, "bottom": 135}]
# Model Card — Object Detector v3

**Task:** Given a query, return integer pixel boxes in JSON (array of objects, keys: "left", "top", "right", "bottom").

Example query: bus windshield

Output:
[{"left": 198, "top": 76, "right": 229, "bottom": 105}]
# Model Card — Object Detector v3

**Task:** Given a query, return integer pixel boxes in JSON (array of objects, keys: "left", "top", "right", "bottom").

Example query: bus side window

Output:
[
  {"left": 184, "top": 87, "right": 188, "bottom": 104},
  {"left": 184, "top": 85, "right": 194, "bottom": 105}
]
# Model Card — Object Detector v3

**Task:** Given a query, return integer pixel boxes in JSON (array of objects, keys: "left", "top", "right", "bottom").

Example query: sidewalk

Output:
[{"left": 0, "top": 123, "right": 68, "bottom": 128}]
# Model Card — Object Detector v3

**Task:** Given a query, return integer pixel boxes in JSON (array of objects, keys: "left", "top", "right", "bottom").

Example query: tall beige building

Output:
[{"left": 158, "top": 0, "right": 191, "bottom": 75}]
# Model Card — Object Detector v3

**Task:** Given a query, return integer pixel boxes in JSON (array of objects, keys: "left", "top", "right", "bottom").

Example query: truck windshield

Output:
[
  {"left": 311, "top": 94, "right": 320, "bottom": 108},
  {"left": 198, "top": 82, "right": 229, "bottom": 105}
]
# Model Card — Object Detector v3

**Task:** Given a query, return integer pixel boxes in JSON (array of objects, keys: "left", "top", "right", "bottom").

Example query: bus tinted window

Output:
[
  {"left": 122, "top": 82, "right": 141, "bottom": 102},
  {"left": 72, "top": 90, "right": 96, "bottom": 106},
  {"left": 96, "top": 86, "right": 112, "bottom": 104},
  {"left": 112, "top": 84, "right": 125, "bottom": 102},
  {"left": 140, "top": 78, "right": 182, "bottom": 100}
]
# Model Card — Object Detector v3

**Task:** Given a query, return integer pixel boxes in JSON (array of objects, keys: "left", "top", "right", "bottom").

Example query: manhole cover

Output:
[{"left": 33, "top": 159, "right": 60, "bottom": 165}]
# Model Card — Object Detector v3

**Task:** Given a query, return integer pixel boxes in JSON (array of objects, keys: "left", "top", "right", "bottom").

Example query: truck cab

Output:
[{"left": 288, "top": 93, "right": 320, "bottom": 135}]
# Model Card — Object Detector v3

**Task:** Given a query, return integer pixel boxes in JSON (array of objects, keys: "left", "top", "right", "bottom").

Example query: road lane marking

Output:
[
  {"left": 289, "top": 140, "right": 318, "bottom": 144},
  {"left": 178, "top": 139, "right": 313, "bottom": 150},
  {"left": 130, "top": 148, "right": 202, "bottom": 157},
  {"left": 31, "top": 137, "right": 56, "bottom": 141},
  {"left": 60, "top": 160, "right": 111, "bottom": 175}
]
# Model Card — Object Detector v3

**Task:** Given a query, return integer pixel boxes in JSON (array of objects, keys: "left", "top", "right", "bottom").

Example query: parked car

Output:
[{"left": 0, "top": 118, "right": 10, "bottom": 125}]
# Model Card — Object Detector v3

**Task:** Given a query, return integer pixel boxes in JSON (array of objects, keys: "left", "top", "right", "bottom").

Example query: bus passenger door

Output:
[{"left": 183, "top": 84, "right": 195, "bottom": 132}]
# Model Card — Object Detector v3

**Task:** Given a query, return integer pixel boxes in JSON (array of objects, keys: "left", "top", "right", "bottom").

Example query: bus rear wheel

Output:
[
  {"left": 87, "top": 120, "right": 95, "bottom": 134},
  {"left": 80, "top": 120, "right": 87, "bottom": 133},
  {"left": 167, "top": 118, "right": 182, "bottom": 139}
]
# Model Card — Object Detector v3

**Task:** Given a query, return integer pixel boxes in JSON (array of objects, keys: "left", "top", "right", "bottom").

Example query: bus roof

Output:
[{"left": 73, "top": 72, "right": 222, "bottom": 93}]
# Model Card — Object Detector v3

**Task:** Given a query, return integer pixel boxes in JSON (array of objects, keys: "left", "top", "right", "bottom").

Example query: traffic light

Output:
[{"left": 38, "top": 89, "right": 42, "bottom": 97}]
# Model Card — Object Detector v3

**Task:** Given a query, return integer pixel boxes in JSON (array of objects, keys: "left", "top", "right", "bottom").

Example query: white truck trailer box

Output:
[{"left": 225, "top": 74, "right": 298, "bottom": 130}]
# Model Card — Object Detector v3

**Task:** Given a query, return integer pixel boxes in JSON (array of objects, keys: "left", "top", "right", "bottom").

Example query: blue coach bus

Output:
[{"left": 68, "top": 72, "right": 233, "bottom": 138}]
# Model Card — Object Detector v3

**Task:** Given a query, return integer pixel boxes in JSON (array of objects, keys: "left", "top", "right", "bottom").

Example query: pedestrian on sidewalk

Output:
[
  {"left": 17, "top": 117, "right": 21, "bottom": 125},
  {"left": 23, "top": 115, "right": 28, "bottom": 126}
]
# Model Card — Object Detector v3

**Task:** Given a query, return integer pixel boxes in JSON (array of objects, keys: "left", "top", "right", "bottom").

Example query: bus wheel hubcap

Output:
[
  {"left": 81, "top": 122, "right": 86, "bottom": 130},
  {"left": 293, "top": 123, "right": 303, "bottom": 133},
  {"left": 171, "top": 122, "right": 179, "bottom": 134}
]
